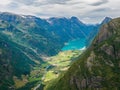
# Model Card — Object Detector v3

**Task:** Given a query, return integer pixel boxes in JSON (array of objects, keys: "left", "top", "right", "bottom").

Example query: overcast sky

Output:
[{"left": 0, "top": 0, "right": 120, "bottom": 23}]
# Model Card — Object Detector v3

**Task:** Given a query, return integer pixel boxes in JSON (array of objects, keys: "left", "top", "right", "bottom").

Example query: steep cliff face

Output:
[{"left": 46, "top": 18, "right": 120, "bottom": 90}]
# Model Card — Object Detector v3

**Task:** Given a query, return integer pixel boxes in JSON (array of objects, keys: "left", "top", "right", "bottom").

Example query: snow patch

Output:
[{"left": 79, "top": 46, "right": 86, "bottom": 50}]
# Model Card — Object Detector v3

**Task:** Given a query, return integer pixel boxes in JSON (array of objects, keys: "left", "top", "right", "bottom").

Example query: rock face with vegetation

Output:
[{"left": 46, "top": 18, "right": 120, "bottom": 90}]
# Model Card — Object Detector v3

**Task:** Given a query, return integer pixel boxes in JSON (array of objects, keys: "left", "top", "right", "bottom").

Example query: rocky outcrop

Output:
[
  {"left": 96, "top": 24, "right": 112, "bottom": 43},
  {"left": 70, "top": 76, "right": 103, "bottom": 89}
]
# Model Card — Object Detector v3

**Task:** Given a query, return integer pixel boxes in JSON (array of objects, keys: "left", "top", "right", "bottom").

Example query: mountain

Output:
[
  {"left": 0, "top": 33, "right": 36, "bottom": 90},
  {"left": 45, "top": 17, "right": 120, "bottom": 90},
  {"left": 0, "top": 12, "right": 99, "bottom": 56},
  {"left": 0, "top": 12, "right": 61, "bottom": 56},
  {"left": 101, "top": 17, "right": 112, "bottom": 25}
]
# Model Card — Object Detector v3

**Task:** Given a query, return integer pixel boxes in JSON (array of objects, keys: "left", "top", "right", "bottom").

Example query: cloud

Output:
[
  {"left": 92, "top": 8, "right": 111, "bottom": 12},
  {"left": 0, "top": 0, "right": 120, "bottom": 23},
  {"left": 7, "top": 2, "right": 20, "bottom": 9},
  {"left": 13, "top": 0, "right": 39, "bottom": 6},
  {"left": 12, "top": 0, "right": 72, "bottom": 6},
  {"left": 88, "top": 0, "right": 108, "bottom": 6},
  {"left": 45, "top": 0, "right": 71, "bottom": 4},
  {"left": 0, "top": 0, "right": 12, "bottom": 5}
]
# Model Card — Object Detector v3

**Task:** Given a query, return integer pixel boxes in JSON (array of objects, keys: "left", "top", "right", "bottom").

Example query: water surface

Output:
[{"left": 62, "top": 38, "right": 86, "bottom": 51}]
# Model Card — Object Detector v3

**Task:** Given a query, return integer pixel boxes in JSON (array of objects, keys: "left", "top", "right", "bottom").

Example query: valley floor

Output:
[{"left": 14, "top": 49, "right": 85, "bottom": 90}]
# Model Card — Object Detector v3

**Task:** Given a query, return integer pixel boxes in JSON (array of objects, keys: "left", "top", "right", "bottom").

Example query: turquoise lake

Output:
[{"left": 62, "top": 38, "right": 86, "bottom": 51}]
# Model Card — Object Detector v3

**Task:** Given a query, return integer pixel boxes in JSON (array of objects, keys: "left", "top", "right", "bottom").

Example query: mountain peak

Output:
[
  {"left": 101, "top": 17, "right": 112, "bottom": 25},
  {"left": 70, "top": 16, "right": 78, "bottom": 20},
  {"left": 70, "top": 16, "right": 85, "bottom": 25}
]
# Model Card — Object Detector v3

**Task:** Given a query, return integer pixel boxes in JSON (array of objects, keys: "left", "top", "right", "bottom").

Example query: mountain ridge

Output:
[{"left": 0, "top": 12, "right": 101, "bottom": 56}]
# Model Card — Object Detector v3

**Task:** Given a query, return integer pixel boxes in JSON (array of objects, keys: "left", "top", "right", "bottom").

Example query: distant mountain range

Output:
[
  {"left": 0, "top": 12, "right": 104, "bottom": 56},
  {"left": 0, "top": 12, "right": 111, "bottom": 89}
]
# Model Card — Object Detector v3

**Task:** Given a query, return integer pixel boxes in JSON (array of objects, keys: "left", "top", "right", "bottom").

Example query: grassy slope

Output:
[
  {"left": 15, "top": 50, "right": 84, "bottom": 90},
  {"left": 0, "top": 33, "right": 37, "bottom": 90},
  {"left": 0, "top": 20, "right": 47, "bottom": 89},
  {"left": 45, "top": 18, "right": 120, "bottom": 90},
  {"left": 43, "top": 50, "right": 83, "bottom": 83}
]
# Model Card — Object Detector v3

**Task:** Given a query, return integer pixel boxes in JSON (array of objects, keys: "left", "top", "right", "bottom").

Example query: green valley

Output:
[
  {"left": 16, "top": 50, "right": 85, "bottom": 90},
  {"left": 0, "top": 11, "right": 119, "bottom": 90},
  {"left": 1, "top": 12, "right": 93, "bottom": 90},
  {"left": 46, "top": 17, "right": 120, "bottom": 90}
]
